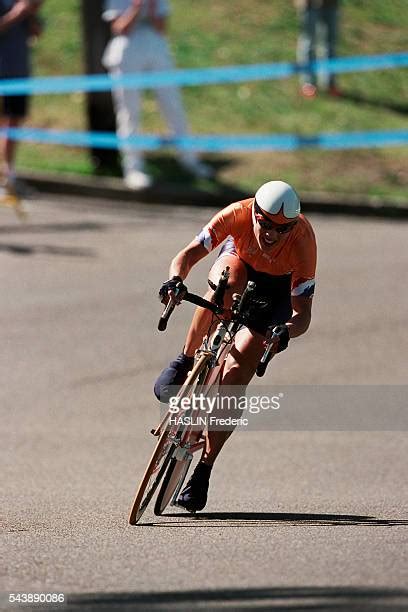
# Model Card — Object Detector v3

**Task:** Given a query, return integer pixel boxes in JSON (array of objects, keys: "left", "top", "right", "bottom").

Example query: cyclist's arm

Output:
[
  {"left": 288, "top": 219, "right": 316, "bottom": 338},
  {"left": 286, "top": 295, "right": 312, "bottom": 338},
  {"left": 167, "top": 202, "right": 241, "bottom": 280},
  {"left": 169, "top": 239, "right": 208, "bottom": 281}
]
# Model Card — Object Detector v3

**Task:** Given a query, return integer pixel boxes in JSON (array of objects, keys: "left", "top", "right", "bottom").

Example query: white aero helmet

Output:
[{"left": 254, "top": 180, "right": 300, "bottom": 224}]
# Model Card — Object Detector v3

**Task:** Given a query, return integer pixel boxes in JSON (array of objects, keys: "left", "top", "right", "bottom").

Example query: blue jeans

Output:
[{"left": 297, "top": 1, "right": 339, "bottom": 88}]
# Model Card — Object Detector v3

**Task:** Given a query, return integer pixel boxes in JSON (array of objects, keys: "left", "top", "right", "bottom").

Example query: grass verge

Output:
[{"left": 15, "top": 0, "right": 408, "bottom": 199}]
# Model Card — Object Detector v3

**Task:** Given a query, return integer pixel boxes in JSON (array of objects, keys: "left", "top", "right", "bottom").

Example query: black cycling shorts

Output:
[{"left": 218, "top": 237, "right": 292, "bottom": 336}]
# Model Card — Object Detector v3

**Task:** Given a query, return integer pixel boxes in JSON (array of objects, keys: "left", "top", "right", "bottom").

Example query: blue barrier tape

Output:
[
  {"left": 1, "top": 127, "right": 407, "bottom": 151},
  {"left": 0, "top": 52, "right": 407, "bottom": 95}
]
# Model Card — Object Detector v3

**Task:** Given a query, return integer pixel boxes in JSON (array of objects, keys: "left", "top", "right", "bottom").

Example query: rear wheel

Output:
[{"left": 154, "top": 456, "right": 191, "bottom": 515}]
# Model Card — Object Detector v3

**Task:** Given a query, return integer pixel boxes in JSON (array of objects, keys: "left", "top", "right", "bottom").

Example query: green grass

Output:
[{"left": 16, "top": 0, "right": 408, "bottom": 199}]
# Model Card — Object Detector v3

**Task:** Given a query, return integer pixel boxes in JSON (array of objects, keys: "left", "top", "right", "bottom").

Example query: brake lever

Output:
[
  {"left": 260, "top": 330, "right": 279, "bottom": 363},
  {"left": 256, "top": 329, "right": 279, "bottom": 377},
  {"left": 158, "top": 282, "right": 185, "bottom": 331}
]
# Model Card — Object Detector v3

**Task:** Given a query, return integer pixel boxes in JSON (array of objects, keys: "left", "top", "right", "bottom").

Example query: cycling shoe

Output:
[
  {"left": 154, "top": 352, "right": 194, "bottom": 402},
  {"left": 177, "top": 462, "right": 212, "bottom": 512}
]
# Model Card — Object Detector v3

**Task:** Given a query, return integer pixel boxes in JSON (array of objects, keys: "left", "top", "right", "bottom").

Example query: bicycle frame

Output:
[{"left": 157, "top": 313, "right": 243, "bottom": 512}]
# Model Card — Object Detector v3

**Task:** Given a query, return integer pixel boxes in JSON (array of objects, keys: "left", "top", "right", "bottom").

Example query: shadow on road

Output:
[
  {"left": 48, "top": 586, "right": 408, "bottom": 611},
  {"left": 0, "top": 220, "right": 102, "bottom": 256},
  {"left": 153, "top": 512, "right": 408, "bottom": 527},
  {"left": 0, "top": 221, "right": 105, "bottom": 235},
  {"left": 0, "top": 242, "right": 95, "bottom": 257}
]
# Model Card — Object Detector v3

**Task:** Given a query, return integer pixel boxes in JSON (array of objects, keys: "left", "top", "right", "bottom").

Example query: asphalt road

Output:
[{"left": 1, "top": 196, "right": 407, "bottom": 611}]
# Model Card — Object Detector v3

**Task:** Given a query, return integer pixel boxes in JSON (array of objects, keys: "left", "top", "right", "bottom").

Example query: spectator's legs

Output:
[
  {"left": 155, "top": 84, "right": 204, "bottom": 167},
  {"left": 318, "top": 3, "right": 339, "bottom": 89},
  {"left": 152, "top": 33, "right": 213, "bottom": 177},
  {"left": 297, "top": 5, "right": 318, "bottom": 87},
  {"left": 151, "top": 35, "right": 191, "bottom": 153},
  {"left": 156, "top": 84, "right": 189, "bottom": 146},
  {"left": 110, "top": 68, "right": 144, "bottom": 176},
  {"left": 1, "top": 116, "right": 21, "bottom": 192},
  {"left": 2, "top": 116, "right": 18, "bottom": 175}
]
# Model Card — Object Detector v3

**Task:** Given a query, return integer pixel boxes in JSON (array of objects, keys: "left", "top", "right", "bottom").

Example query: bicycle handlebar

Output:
[
  {"left": 158, "top": 269, "right": 280, "bottom": 378},
  {"left": 183, "top": 292, "right": 219, "bottom": 313},
  {"left": 158, "top": 268, "right": 230, "bottom": 332},
  {"left": 158, "top": 299, "right": 176, "bottom": 331}
]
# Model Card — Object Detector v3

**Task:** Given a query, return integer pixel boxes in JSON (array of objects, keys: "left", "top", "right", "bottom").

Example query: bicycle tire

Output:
[
  {"left": 154, "top": 355, "right": 211, "bottom": 515},
  {"left": 129, "top": 352, "right": 210, "bottom": 523},
  {"left": 128, "top": 428, "right": 176, "bottom": 525}
]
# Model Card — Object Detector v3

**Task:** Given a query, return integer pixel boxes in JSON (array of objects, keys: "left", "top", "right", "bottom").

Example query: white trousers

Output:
[{"left": 107, "top": 26, "right": 198, "bottom": 174}]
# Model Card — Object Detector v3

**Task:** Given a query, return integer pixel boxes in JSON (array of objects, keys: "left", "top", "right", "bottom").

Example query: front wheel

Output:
[
  {"left": 128, "top": 428, "right": 176, "bottom": 525},
  {"left": 154, "top": 358, "right": 211, "bottom": 516}
]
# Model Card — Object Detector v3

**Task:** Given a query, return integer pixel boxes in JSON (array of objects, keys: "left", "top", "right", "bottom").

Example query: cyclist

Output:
[{"left": 154, "top": 180, "right": 317, "bottom": 512}]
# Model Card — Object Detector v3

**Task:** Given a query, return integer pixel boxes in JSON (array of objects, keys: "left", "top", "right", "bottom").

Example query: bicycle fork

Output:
[{"left": 170, "top": 435, "right": 206, "bottom": 507}]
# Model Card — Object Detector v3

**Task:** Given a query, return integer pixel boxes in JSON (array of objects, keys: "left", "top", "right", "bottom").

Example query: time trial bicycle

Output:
[{"left": 128, "top": 268, "right": 277, "bottom": 525}]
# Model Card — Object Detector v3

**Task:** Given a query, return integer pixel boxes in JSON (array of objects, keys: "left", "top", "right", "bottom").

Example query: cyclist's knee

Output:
[
  {"left": 221, "top": 329, "right": 265, "bottom": 385},
  {"left": 209, "top": 256, "right": 247, "bottom": 294}
]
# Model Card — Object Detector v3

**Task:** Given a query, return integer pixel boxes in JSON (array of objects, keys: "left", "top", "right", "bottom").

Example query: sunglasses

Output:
[{"left": 253, "top": 200, "right": 297, "bottom": 234}]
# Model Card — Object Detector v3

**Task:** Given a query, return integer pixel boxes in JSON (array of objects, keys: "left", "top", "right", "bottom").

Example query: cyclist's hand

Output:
[
  {"left": 159, "top": 276, "right": 186, "bottom": 305},
  {"left": 265, "top": 324, "right": 290, "bottom": 354}
]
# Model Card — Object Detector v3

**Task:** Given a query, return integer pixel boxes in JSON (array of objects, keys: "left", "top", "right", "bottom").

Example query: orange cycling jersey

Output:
[{"left": 197, "top": 198, "right": 317, "bottom": 298}]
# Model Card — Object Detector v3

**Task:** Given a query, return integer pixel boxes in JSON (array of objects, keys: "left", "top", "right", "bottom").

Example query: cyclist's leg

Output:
[
  {"left": 179, "top": 278, "right": 292, "bottom": 510},
  {"left": 202, "top": 276, "right": 292, "bottom": 465},
  {"left": 177, "top": 327, "right": 265, "bottom": 511},
  {"left": 201, "top": 327, "right": 265, "bottom": 465}
]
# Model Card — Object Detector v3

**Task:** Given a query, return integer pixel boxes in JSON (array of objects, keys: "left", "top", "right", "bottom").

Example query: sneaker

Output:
[
  {"left": 124, "top": 170, "right": 152, "bottom": 190},
  {"left": 177, "top": 461, "right": 212, "bottom": 512},
  {"left": 328, "top": 85, "right": 342, "bottom": 97},
  {"left": 179, "top": 158, "right": 214, "bottom": 180},
  {"left": 300, "top": 83, "right": 317, "bottom": 98},
  {"left": 154, "top": 352, "right": 194, "bottom": 402},
  {"left": 2, "top": 175, "right": 31, "bottom": 198}
]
